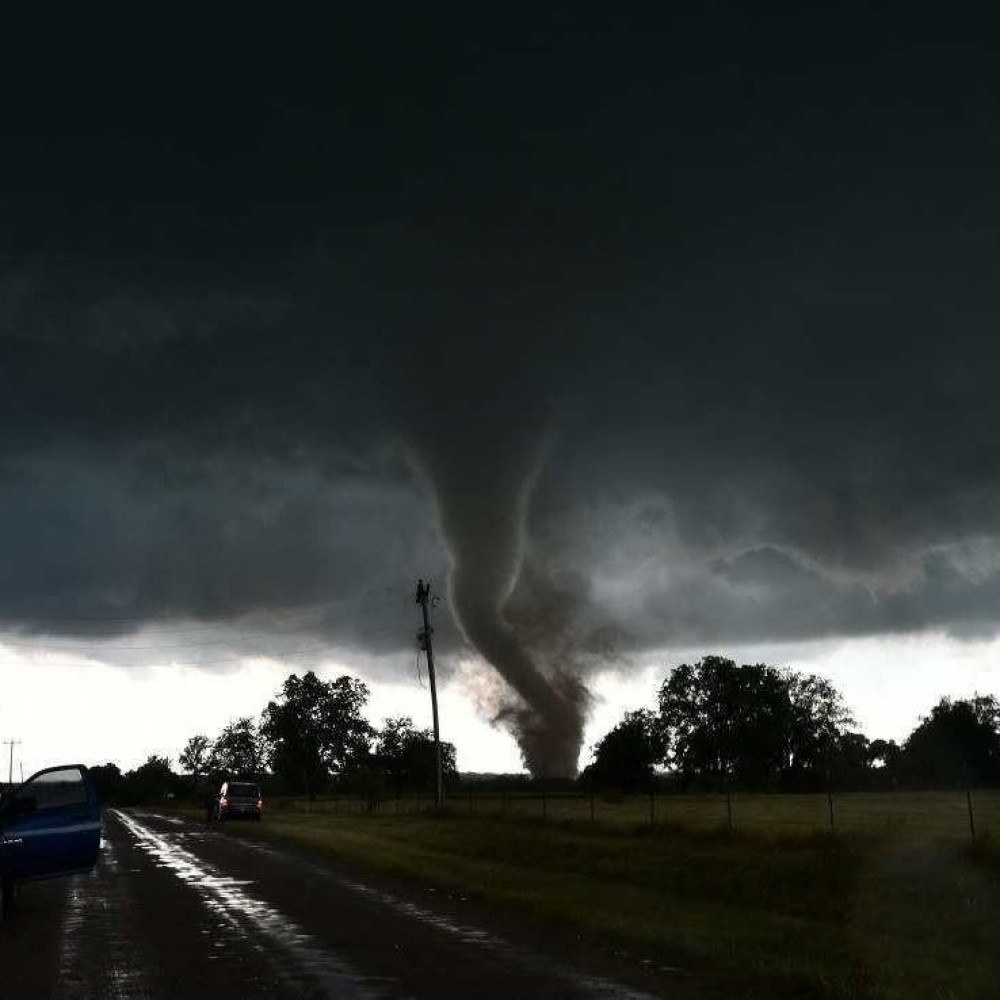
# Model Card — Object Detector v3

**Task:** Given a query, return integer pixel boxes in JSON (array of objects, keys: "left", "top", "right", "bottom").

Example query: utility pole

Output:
[
  {"left": 415, "top": 579, "right": 443, "bottom": 809},
  {"left": 3, "top": 739, "right": 22, "bottom": 786}
]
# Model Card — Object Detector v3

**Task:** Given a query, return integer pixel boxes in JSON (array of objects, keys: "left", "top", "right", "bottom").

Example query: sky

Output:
[{"left": 2, "top": 7, "right": 1000, "bottom": 778}]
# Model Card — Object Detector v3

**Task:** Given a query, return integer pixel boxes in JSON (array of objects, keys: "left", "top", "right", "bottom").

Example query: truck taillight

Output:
[
  {"left": 220, "top": 797, "right": 229, "bottom": 807},
  {"left": 257, "top": 799, "right": 263, "bottom": 809}
]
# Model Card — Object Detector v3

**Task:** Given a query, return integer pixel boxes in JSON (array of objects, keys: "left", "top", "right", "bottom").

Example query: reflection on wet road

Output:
[
  {"left": 55, "top": 836, "right": 147, "bottom": 1000},
  {"left": 1, "top": 810, "right": 684, "bottom": 999},
  {"left": 113, "top": 810, "right": 385, "bottom": 998}
]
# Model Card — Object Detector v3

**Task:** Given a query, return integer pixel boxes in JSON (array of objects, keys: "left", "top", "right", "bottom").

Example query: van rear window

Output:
[{"left": 227, "top": 783, "right": 259, "bottom": 798}]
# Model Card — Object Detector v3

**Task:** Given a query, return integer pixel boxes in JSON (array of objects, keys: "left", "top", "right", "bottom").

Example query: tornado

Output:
[{"left": 409, "top": 413, "right": 588, "bottom": 778}]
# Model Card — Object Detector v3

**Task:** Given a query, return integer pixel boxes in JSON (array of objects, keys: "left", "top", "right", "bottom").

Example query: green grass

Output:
[
  {"left": 193, "top": 792, "right": 1000, "bottom": 1000},
  {"left": 277, "top": 788, "right": 1000, "bottom": 841}
]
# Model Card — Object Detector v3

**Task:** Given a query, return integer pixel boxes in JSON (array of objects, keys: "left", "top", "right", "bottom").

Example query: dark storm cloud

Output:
[{"left": 2, "top": 6, "right": 1000, "bottom": 770}]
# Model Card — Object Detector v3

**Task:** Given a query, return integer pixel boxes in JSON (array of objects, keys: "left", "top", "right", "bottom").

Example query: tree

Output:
[
  {"left": 581, "top": 709, "right": 665, "bottom": 792},
  {"left": 864, "top": 738, "right": 902, "bottom": 790},
  {"left": 374, "top": 716, "right": 457, "bottom": 793},
  {"left": 784, "top": 673, "right": 855, "bottom": 788},
  {"left": 658, "top": 656, "right": 794, "bottom": 789},
  {"left": 657, "top": 655, "right": 855, "bottom": 790},
  {"left": 213, "top": 718, "right": 264, "bottom": 779},
  {"left": 88, "top": 762, "right": 124, "bottom": 804},
  {"left": 260, "top": 672, "right": 374, "bottom": 796},
  {"left": 121, "top": 755, "right": 179, "bottom": 805},
  {"left": 866, "top": 738, "right": 901, "bottom": 770},
  {"left": 132, "top": 754, "right": 174, "bottom": 782},
  {"left": 828, "top": 731, "right": 870, "bottom": 788},
  {"left": 179, "top": 734, "right": 215, "bottom": 781},
  {"left": 899, "top": 696, "right": 1000, "bottom": 788}
]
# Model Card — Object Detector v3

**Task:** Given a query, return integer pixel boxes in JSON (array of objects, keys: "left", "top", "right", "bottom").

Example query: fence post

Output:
[
  {"left": 726, "top": 788, "right": 733, "bottom": 832},
  {"left": 649, "top": 786, "right": 656, "bottom": 826},
  {"left": 542, "top": 788, "right": 548, "bottom": 821},
  {"left": 967, "top": 789, "right": 977, "bottom": 843},
  {"left": 468, "top": 787, "right": 473, "bottom": 815},
  {"left": 590, "top": 790, "right": 596, "bottom": 823},
  {"left": 501, "top": 789, "right": 507, "bottom": 815},
  {"left": 827, "top": 789, "right": 836, "bottom": 833}
]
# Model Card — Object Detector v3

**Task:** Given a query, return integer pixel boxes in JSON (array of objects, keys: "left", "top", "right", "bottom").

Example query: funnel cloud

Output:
[{"left": 410, "top": 418, "right": 589, "bottom": 776}]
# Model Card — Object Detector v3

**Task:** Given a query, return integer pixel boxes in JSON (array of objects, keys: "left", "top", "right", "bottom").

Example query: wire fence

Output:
[{"left": 275, "top": 788, "right": 1000, "bottom": 843}]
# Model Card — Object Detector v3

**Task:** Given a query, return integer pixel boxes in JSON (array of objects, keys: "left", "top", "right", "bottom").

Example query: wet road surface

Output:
[{"left": 1, "top": 810, "right": 704, "bottom": 999}]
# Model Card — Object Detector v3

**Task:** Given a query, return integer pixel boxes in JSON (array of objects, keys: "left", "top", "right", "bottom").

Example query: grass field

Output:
[
  {"left": 198, "top": 790, "right": 1000, "bottom": 1000},
  {"left": 280, "top": 787, "right": 1000, "bottom": 842}
]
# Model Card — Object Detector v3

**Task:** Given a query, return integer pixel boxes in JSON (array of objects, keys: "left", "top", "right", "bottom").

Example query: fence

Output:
[{"left": 278, "top": 787, "right": 1000, "bottom": 842}]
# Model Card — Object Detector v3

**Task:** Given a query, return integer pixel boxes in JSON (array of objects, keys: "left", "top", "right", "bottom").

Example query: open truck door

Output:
[{"left": 0, "top": 764, "right": 101, "bottom": 915}]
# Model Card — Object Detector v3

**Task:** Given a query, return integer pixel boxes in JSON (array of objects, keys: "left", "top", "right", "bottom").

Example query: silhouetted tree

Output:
[
  {"left": 657, "top": 656, "right": 855, "bottom": 790},
  {"left": 213, "top": 718, "right": 264, "bottom": 779},
  {"left": 827, "top": 731, "right": 870, "bottom": 788},
  {"left": 659, "top": 657, "right": 793, "bottom": 789},
  {"left": 784, "top": 673, "right": 855, "bottom": 789},
  {"left": 863, "top": 738, "right": 902, "bottom": 790},
  {"left": 374, "top": 716, "right": 457, "bottom": 793},
  {"left": 899, "top": 696, "right": 1000, "bottom": 788},
  {"left": 261, "top": 672, "right": 374, "bottom": 796},
  {"left": 121, "top": 755, "right": 180, "bottom": 804},
  {"left": 580, "top": 709, "right": 665, "bottom": 792},
  {"left": 866, "top": 738, "right": 901, "bottom": 770},
  {"left": 179, "top": 734, "right": 215, "bottom": 782},
  {"left": 88, "top": 762, "right": 124, "bottom": 804}
]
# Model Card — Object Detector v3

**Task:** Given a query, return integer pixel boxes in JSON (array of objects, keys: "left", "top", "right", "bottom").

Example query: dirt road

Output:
[{"left": 1, "top": 810, "right": 700, "bottom": 999}]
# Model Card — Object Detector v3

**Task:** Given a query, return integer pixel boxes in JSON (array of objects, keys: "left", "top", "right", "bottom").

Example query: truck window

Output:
[
  {"left": 227, "top": 783, "right": 259, "bottom": 798},
  {"left": 24, "top": 767, "right": 89, "bottom": 810}
]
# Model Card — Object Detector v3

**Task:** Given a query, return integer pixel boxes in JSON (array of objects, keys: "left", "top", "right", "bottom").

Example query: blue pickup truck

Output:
[{"left": 0, "top": 764, "right": 102, "bottom": 919}]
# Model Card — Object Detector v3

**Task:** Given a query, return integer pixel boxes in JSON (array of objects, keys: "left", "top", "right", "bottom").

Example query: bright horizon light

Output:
[{"left": 1, "top": 630, "right": 998, "bottom": 781}]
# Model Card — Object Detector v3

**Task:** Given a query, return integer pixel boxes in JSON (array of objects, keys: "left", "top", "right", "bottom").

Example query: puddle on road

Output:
[{"left": 111, "top": 810, "right": 388, "bottom": 1000}]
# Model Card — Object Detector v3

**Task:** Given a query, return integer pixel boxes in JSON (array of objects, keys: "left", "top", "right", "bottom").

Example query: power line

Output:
[
  {"left": 133, "top": 645, "right": 340, "bottom": 667},
  {"left": 0, "top": 644, "right": 339, "bottom": 668},
  {"left": 0, "top": 621, "right": 331, "bottom": 652},
  {"left": 0, "top": 598, "right": 348, "bottom": 628},
  {"left": 0, "top": 584, "right": 418, "bottom": 632},
  {"left": 0, "top": 604, "right": 332, "bottom": 640},
  {"left": 0, "top": 586, "right": 422, "bottom": 653}
]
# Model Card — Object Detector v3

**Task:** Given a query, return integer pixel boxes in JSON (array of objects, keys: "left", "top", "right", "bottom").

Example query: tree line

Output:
[
  {"left": 89, "top": 656, "right": 1000, "bottom": 805},
  {"left": 90, "top": 671, "right": 457, "bottom": 805},
  {"left": 582, "top": 655, "right": 1000, "bottom": 793}
]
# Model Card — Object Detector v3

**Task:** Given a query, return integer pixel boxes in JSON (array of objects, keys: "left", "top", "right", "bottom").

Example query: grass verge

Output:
[{"left": 174, "top": 804, "right": 999, "bottom": 1000}]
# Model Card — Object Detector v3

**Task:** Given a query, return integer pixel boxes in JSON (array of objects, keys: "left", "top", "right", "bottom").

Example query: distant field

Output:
[
  {"left": 277, "top": 788, "right": 1000, "bottom": 842},
  {"left": 205, "top": 797, "right": 1000, "bottom": 1000}
]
